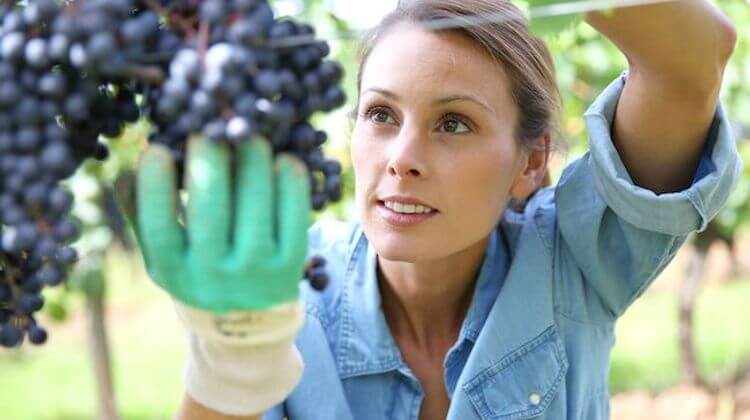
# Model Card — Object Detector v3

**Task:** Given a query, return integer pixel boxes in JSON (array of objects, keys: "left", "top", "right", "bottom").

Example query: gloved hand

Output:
[
  {"left": 115, "top": 136, "right": 312, "bottom": 416},
  {"left": 116, "top": 136, "right": 310, "bottom": 313}
]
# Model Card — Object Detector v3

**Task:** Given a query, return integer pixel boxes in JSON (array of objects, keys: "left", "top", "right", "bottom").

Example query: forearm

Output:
[
  {"left": 177, "top": 394, "right": 263, "bottom": 420},
  {"left": 584, "top": 0, "right": 736, "bottom": 92}
]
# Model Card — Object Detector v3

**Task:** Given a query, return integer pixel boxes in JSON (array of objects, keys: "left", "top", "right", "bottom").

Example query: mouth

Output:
[{"left": 375, "top": 200, "right": 439, "bottom": 227}]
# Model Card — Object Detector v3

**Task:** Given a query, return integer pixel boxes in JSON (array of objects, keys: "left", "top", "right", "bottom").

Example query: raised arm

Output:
[{"left": 584, "top": 0, "right": 737, "bottom": 194}]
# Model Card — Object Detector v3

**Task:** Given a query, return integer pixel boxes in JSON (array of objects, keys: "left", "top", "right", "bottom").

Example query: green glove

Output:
[{"left": 115, "top": 136, "right": 311, "bottom": 314}]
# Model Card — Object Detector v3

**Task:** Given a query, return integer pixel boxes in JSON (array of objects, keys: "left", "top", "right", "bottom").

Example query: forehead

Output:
[{"left": 361, "top": 23, "right": 515, "bottom": 112}]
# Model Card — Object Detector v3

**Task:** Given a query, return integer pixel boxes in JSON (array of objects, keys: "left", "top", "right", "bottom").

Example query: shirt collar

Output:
[
  {"left": 460, "top": 227, "right": 509, "bottom": 342},
  {"left": 336, "top": 222, "right": 510, "bottom": 379}
]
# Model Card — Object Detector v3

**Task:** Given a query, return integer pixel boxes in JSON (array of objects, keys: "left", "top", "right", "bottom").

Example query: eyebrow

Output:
[{"left": 363, "top": 88, "right": 494, "bottom": 114}]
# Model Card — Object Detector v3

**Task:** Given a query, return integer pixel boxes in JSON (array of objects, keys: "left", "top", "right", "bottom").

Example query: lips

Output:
[
  {"left": 377, "top": 195, "right": 438, "bottom": 212},
  {"left": 382, "top": 200, "right": 435, "bottom": 214},
  {"left": 376, "top": 201, "right": 438, "bottom": 227}
]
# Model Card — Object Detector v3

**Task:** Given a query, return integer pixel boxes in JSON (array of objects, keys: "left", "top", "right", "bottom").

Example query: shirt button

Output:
[{"left": 529, "top": 392, "right": 542, "bottom": 406}]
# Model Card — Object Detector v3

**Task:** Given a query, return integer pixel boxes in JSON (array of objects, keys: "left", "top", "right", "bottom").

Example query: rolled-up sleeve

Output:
[
  {"left": 586, "top": 72, "right": 742, "bottom": 235},
  {"left": 554, "top": 72, "right": 744, "bottom": 320}
]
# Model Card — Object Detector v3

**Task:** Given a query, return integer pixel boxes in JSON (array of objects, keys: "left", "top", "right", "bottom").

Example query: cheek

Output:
[
  {"left": 448, "top": 151, "right": 517, "bottom": 219},
  {"left": 351, "top": 127, "right": 367, "bottom": 169},
  {"left": 350, "top": 126, "right": 374, "bottom": 206}
]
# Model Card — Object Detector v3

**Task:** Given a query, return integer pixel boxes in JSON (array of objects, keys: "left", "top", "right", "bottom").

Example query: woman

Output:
[{"left": 117, "top": 0, "right": 741, "bottom": 419}]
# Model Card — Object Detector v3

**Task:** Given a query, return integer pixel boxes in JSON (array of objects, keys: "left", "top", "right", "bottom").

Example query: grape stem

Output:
[
  {"left": 198, "top": 19, "right": 210, "bottom": 73},
  {"left": 142, "top": 0, "right": 198, "bottom": 40},
  {"left": 126, "top": 51, "right": 174, "bottom": 65},
  {"left": 124, "top": 64, "right": 166, "bottom": 85}
]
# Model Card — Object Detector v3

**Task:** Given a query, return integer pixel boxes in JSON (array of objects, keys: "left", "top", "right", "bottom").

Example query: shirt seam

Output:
[
  {"left": 614, "top": 235, "right": 684, "bottom": 317},
  {"left": 554, "top": 309, "right": 615, "bottom": 328},
  {"left": 304, "top": 302, "right": 328, "bottom": 329}
]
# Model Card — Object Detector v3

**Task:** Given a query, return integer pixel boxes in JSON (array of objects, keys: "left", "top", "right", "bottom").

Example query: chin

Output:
[
  {"left": 364, "top": 225, "right": 441, "bottom": 263},
  {"left": 372, "top": 242, "right": 425, "bottom": 262}
]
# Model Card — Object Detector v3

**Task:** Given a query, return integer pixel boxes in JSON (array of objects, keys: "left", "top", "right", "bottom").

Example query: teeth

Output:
[{"left": 384, "top": 201, "right": 434, "bottom": 214}]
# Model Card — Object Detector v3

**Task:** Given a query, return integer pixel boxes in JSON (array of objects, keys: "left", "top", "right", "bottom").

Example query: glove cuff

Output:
[
  {"left": 173, "top": 300, "right": 304, "bottom": 346},
  {"left": 174, "top": 301, "right": 305, "bottom": 416}
]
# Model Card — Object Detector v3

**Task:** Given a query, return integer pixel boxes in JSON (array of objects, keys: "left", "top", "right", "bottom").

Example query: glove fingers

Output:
[
  {"left": 137, "top": 144, "right": 186, "bottom": 285},
  {"left": 275, "top": 154, "right": 311, "bottom": 268},
  {"left": 186, "top": 136, "right": 232, "bottom": 260},
  {"left": 233, "top": 138, "right": 275, "bottom": 259}
]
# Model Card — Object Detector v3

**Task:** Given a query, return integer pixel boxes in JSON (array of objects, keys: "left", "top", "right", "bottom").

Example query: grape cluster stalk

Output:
[{"left": 0, "top": 0, "right": 345, "bottom": 348}]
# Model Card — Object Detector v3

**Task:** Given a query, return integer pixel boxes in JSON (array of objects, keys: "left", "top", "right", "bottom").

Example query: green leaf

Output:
[
  {"left": 529, "top": 14, "right": 580, "bottom": 35},
  {"left": 44, "top": 300, "right": 69, "bottom": 323}
]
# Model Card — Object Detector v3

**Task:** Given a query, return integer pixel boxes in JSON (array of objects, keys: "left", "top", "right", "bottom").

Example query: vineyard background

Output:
[{"left": 1, "top": 0, "right": 749, "bottom": 419}]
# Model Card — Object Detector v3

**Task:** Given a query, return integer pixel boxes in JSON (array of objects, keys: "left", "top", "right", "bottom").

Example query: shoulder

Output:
[{"left": 500, "top": 186, "right": 558, "bottom": 256}]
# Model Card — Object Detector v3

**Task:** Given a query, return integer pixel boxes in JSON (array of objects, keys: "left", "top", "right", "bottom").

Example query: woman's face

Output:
[{"left": 351, "top": 24, "right": 531, "bottom": 263}]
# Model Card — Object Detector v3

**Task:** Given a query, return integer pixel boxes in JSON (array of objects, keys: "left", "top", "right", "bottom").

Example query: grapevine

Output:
[{"left": 0, "top": 0, "right": 346, "bottom": 347}]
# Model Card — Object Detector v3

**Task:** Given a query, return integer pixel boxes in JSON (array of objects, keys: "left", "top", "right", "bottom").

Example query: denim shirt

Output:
[{"left": 264, "top": 73, "right": 743, "bottom": 420}]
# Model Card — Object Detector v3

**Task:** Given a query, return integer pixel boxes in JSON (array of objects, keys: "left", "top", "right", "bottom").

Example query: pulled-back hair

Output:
[{"left": 355, "top": 0, "right": 562, "bottom": 155}]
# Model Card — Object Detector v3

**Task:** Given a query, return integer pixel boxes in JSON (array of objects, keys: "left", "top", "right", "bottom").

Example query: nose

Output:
[{"left": 387, "top": 125, "right": 427, "bottom": 179}]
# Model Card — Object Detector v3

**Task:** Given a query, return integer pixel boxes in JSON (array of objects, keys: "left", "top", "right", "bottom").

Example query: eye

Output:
[
  {"left": 438, "top": 115, "right": 471, "bottom": 134},
  {"left": 364, "top": 107, "right": 397, "bottom": 125}
]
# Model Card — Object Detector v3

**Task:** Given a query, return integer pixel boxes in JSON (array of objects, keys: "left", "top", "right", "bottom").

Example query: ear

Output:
[{"left": 509, "top": 133, "right": 551, "bottom": 201}]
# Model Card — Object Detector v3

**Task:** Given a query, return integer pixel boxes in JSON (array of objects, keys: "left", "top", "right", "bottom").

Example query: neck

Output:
[{"left": 377, "top": 235, "right": 489, "bottom": 357}]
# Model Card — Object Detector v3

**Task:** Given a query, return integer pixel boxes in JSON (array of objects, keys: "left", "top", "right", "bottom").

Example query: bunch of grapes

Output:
[
  {"left": 0, "top": 0, "right": 345, "bottom": 348},
  {"left": 0, "top": 0, "right": 156, "bottom": 347},
  {"left": 142, "top": 0, "right": 345, "bottom": 209}
]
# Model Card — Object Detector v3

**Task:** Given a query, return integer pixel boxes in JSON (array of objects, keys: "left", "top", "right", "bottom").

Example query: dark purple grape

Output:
[
  {"left": 203, "top": 119, "right": 226, "bottom": 143},
  {"left": 36, "top": 263, "right": 62, "bottom": 286},
  {"left": 2, "top": 32, "right": 26, "bottom": 61},
  {"left": 0, "top": 80, "right": 22, "bottom": 106},
  {"left": 55, "top": 246, "right": 78, "bottom": 265},
  {"left": 200, "top": 0, "right": 226, "bottom": 23},
  {"left": 28, "top": 324, "right": 48, "bottom": 345},
  {"left": 308, "top": 266, "right": 329, "bottom": 291},
  {"left": 41, "top": 142, "right": 75, "bottom": 175},
  {"left": 254, "top": 70, "right": 282, "bottom": 98},
  {"left": 0, "top": 284, "right": 11, "bottom": 301},
  {"left": 53, "top": 219, "right": 79, "bottom": 242},
  {"left": 48, "top": 34, "right": 70, "bottom": 61},
  {"left": 39, "top": 72, "right": 67, "bottom": 97},
  {"left": 17, "top": 293, "right": 44, "bottom": 315},
  {"left": 48, "top": 187, "right": 73, "bottom": 213},
  {"left": 25, "top": 38, "right": 50, "bottom": 68},
  {"left": 226, "top": 116, "right": 253, "bottom": 143},
  {"left": 0, "top": 324, "right": 23, "bottom": 347},
  {"left": 93, "top": 143, "right": 109, "bottom": 160},
  {"left": 15, "top": 126, "right": 42, "bottom": 152},
  {"left": 325, "top": 174, "right": 342, "bottom": 202},
  {"left": 308, "top": 255, "right": 326, "bottom": 269}
]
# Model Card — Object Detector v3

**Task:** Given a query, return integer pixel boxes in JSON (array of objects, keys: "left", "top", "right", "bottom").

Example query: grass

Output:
[
  {"left": 0, "top": 248, "right": 749, "bottom": 419},
  {"left": 609, "top": 276, "right": 750, "bottom": 393}
]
